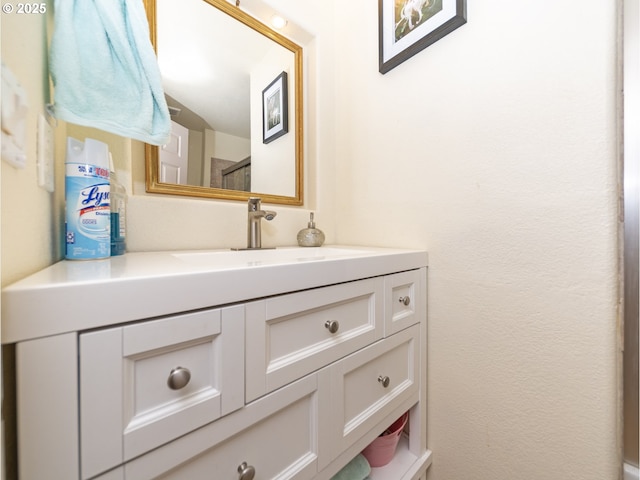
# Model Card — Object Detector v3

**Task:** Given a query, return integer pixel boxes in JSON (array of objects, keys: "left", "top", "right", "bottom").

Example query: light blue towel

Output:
[
  {"left": 330, "top": 454, "right": 371, "bottom": 480},
  {"left": 49, "top": 0, "right": 170, "bottom": 145}
]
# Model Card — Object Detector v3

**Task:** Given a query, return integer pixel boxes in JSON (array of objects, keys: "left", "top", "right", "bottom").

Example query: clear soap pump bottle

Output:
[{"left": 297, "top": 212, "right": 325, "bottom": 247}]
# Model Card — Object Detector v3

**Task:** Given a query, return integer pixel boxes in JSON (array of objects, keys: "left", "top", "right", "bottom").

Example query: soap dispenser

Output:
[{"left": 297, "top": 212, "right": 325, "bottom": 247}]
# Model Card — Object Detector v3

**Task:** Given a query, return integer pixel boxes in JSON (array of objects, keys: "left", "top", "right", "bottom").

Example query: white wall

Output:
[
  {"left": 329, "top": 1, "right": 620, "bottom": 479},
  {"left": 1, "top": 3, "right": 65, "bottom": 286},
  {"left": 250, "top": 43, "right": 297, "bottom": 197},
  {"left": 186, "top": 128, "right": 203, "bottom": 186},
  {"left": 202, "top": 129, "right": 251, "bottom": 187}
]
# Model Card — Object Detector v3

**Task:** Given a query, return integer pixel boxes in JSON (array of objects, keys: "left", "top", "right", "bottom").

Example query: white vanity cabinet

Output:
[
  {"left": 3, "top": 246, "right": 431, "bottom": 480},
  {"left": 121, "top": 374, "right": 321, "bottom": 480},
  {"left": 79, "top": 306, "right": 245, "bottom": 479},
  {"left": 245, "top": 277, "right": 384, "bottom": 402},
  {"left": 318, "top": 323, "right": 420, "bottom": 469},
  {"left": 385, "top": 269, "right": 421, "bottom": 336}
]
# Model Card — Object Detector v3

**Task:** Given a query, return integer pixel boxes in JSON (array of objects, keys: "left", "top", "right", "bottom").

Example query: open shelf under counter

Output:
[{"left": 368, "top": 434, "right": 433, "bottom": 480}]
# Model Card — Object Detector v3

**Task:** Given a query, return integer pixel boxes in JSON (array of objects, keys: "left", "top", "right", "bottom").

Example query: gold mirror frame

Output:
[{"left": 143, "top": 0, "right": 303, "bottom": 205}]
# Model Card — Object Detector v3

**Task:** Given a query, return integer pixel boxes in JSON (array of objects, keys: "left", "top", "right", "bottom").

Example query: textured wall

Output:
[{"left": 330, "top": 1, "right": 620, "bottom": 479}]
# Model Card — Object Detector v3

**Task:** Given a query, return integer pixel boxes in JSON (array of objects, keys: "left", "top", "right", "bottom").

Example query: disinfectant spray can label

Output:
[{"left": 65, "top": 163, "right": 110, "bottom": 259}]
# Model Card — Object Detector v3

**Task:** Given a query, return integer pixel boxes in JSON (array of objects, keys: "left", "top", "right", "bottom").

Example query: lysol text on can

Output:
[{"left": 65, "top": 138, "right": 111, "bottom": 260}]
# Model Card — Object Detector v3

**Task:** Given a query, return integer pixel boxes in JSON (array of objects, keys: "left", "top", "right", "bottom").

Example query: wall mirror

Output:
[{"left": 144, "top": 0, "right": 303, "bottom": 205}]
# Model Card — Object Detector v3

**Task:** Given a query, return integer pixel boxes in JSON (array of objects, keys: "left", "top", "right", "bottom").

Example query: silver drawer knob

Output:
[
  {"left": 324, "top": 320, "right": 340, "bottom": 334},
  {"left": 167, "top": 366, "right": 191, "bottom": 390},
  {"left": 378, "top": 375, "right": 390, "bottom": 388},
  {"left": 399, "top": 296, "right": 411, "bottom": 306},
  {"left": 237, "top": 462, "right": 256, "bottom": 480}
]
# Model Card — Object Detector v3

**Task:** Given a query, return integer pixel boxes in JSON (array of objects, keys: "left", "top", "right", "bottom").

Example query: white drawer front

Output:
[
  {"left": 245, "top": 277, "right": 384, "bottom": 402},
  {"left": 320, "top": 324, "right": 420, "bottom": 463},
  {"left": 80, "top": 305, "right": 244, "bottom": 479},
  {"left": 384, "top": 269, "right": 423, "bottom": 336},
  {"left": 124, "top": 375, "right": 319, "bottom": 480}
]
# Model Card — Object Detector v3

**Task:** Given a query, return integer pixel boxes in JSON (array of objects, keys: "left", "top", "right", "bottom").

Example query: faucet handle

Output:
[{"left": 248, "top": 197, "right": 261, "bottom": 212}]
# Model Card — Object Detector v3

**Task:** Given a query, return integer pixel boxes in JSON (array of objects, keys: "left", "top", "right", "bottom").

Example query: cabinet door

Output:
[
  {"left": 320, "top": 324, "right": 420, "bottom": 464},
  {"left": 124, "top": 374, "right": 320, "bottom": 480},
  {"left": 246, "top": 277, "right": 384, "bottom": 402},
  {"left": 384, "top": 269, "right": 423, "bottom": 336},
  {"left": 16, "top": 333, "right": 79, "bottom": 480},
  {"left": 80, "top": 305, "right": 244, "bottom": 479}
]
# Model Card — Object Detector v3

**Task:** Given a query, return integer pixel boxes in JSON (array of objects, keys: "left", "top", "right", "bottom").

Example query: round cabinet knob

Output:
[
  {"left": 167, "top": 366, "right": 191, "bottom": 390},
  {"left": 378, "top": 375, "right": 390, "bottom": 388},
  {"left": 324, "top": 320, "right": 340, "bottom": 334},
  {"left": 399, "top": 296, "right": 411, "bottom": 306},
  {"left": 237, "top": 462, "right": 256, "bottom": 480}
]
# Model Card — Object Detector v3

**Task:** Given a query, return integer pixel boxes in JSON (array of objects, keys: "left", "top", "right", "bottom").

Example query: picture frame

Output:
[
  {"left": 378, "top": 0, "right": 467, "bottom": 74},
  {"left": 262, "top": 71, "right": 289, "bottom": 144}
]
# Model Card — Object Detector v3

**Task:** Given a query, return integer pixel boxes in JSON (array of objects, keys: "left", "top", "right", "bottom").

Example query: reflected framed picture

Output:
[
  {"left": 378, "top": 0, "right": 466, "bottom": 74},
  {"left": 262, "top": 71, "right": 289, "bottom": 144}
]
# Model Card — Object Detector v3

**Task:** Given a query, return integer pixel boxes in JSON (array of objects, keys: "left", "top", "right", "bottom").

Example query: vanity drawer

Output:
[
  {"left": 245, "top": 277, "right": 384, "bottom": 402},
  {"left": 124, "top": 374, "right": 320, "bottom": 480},
  {"left": 319, "top": 323, "right": 420, "bottom": 464},
  {"left": 384, "top": 269, "right": 424, "bottom": 336},
  {"left": 79, "top": 305, "right": 244, "bottom": 480}
]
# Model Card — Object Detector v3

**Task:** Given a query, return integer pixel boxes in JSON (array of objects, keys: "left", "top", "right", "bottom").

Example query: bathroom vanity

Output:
[{"left": 2, "top": 246, "right": 431, "bottom": 480}]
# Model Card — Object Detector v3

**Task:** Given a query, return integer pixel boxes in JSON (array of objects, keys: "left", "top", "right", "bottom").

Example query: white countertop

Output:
[{"left": 1, "top": 245, "right": 428, "bottom": 343}]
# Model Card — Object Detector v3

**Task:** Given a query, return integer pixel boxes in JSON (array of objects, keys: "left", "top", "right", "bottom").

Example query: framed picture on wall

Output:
[
  {"left": 262, "top": 71, "right": 289, "bottom": 144},
  {"left": 379, "top": 0, "right": 467, "bottom": 74}
]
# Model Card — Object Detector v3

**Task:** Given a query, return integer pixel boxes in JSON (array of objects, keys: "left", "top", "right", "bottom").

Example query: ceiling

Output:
[{"left": 156, "top": 0, "right": 277, "bottom": 138}]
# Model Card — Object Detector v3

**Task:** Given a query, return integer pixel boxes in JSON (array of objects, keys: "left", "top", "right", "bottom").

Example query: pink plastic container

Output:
[{"left": 361, "top": 412, "right": 409, "bottom": 467}]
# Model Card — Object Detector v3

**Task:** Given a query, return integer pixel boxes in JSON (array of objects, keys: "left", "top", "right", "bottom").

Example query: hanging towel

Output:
[
  {"left": 330, "top": 454, "right": 371, "bottom": 480},
  {"left": 49, "top": 0, "right": 170, "bottom": 145}
]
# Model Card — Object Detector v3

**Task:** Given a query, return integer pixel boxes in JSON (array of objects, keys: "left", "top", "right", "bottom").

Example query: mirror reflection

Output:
[{"left": 144, "top": 0, "right": 303, "bottom": 205}]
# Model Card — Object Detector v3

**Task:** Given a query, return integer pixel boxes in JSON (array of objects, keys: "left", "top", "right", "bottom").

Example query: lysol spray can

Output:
[{"left": 65, "top": 137, "right": 111, "bottom": 260}]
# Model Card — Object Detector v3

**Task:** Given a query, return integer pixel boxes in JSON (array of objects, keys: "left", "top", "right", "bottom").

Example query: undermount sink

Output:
[{"left": 171, "top": 246, "right": 373, "bottom": 268}]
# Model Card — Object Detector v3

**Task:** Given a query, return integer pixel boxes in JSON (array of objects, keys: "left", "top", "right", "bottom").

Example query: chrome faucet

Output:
[{"left": 245, "top": 197, "right": 277, "bottom": 249}]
